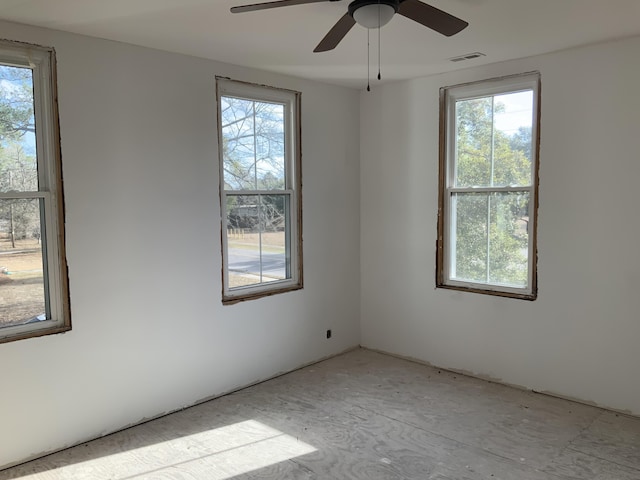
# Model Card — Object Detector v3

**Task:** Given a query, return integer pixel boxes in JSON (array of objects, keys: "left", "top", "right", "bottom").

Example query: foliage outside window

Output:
[
  {"left": 0, "top": 40, "right": 69, "bottom": 342},
  {"left": 217, "top": 78, "right": 302, "bottom": 303},
  {"left": 437, "top": 73, "right": 540, "bottom": 299}
]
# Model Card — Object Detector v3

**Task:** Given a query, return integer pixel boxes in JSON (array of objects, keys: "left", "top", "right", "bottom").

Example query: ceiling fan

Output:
[{"left": 230, "top": 0, "right": 469, "bottom": 53}]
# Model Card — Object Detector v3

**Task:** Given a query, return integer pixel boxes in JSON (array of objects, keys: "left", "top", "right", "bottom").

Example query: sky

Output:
[{"left": 494, "top": 90, "right": 533, "bottom": 136}]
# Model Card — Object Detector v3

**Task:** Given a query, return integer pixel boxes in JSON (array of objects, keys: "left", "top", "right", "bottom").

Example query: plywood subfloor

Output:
[{"left": 2, "top": 348, "right": 640, "bottom": 479}]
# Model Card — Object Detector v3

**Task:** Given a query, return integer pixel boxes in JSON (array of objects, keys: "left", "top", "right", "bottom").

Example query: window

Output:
[
  {"left": 0, "top": 40, "right": 69, "bottom": 342},
  {"left": 437, "top": 73, "right": 540, "bottom": 299},
  {"left": 217, "top": 78, "right": 302, "bottom": 303}
]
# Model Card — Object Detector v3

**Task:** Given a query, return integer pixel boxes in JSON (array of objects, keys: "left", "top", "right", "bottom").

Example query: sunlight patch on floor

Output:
[{"left": 15, "top": 420, "right": 316, "bottom": 479}]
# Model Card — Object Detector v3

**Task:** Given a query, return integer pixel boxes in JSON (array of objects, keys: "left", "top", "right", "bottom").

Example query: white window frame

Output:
[
  {"left": 437, "top": 72, "right": 540, "bottom": 300},
  {"left": 0, "top": 40, "right": 70, "bottom": 343},
  {"left": 216, "top": 78, "right": 302, "bottom": 304}
]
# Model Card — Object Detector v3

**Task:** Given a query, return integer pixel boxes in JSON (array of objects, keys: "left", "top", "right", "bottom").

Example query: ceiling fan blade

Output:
[
  {"left": 314, "top": 13, "right": 356, "bottom": 52},
  {"left": 398, "top": 0, "right": 468, "bottom": 36},
  {"left": 231, "top": 0, "right": 330, "bottom": 14}
]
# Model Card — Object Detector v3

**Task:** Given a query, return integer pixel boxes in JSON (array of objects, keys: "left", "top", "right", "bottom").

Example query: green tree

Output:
[
  {"left": 454, "top": 97, "right": 532, "bottom": 286},
  {"left": 509, "top": 126, "right": 532, "bottom": 162}
]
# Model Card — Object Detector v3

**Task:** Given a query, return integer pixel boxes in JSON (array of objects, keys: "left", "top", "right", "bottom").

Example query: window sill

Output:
[
  {"left": 223, "top": 282, "right": 303, "bottom": 305},
  {"left": 436, "top": 283, "right": 537, "bottom": 301}
]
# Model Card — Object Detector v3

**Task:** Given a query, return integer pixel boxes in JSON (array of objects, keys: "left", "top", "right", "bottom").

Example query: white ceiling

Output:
[{"left": 1, "top": 0, "right": 640, "bottom": 88}]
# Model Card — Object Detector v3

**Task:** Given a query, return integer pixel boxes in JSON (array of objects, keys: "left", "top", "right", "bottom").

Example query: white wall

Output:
[
  {"left": 0, "top": 21, "right": 361, "bottom": 469},
  {"left": 361, "top": 35, "right": 640, "bottom": 416}
]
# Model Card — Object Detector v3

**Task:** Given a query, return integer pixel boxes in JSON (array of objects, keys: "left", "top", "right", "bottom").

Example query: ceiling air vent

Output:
[{"left": 449, "top": 52, "right": 486, "bottom": 62}]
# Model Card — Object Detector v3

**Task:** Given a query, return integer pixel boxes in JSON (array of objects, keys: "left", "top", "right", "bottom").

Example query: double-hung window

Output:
[
  {"left": 437, "top": 73, "right": 540, "bottom": 299},
  {"left": 0, "top": 40, "right": 69, "bottom": 342},
  {"left": 217, "top": 78, "right": 302, "bottom": 303}
]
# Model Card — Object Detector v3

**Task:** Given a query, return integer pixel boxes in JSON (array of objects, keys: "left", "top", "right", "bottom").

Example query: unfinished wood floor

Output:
[{"left": 2, "top": 348, "right": 640, "bottom": 479}]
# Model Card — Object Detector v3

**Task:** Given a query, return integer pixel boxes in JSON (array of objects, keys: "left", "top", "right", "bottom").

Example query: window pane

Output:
[
  {"left": 227, "top": 194, "right": 261, "bottom": 287},
  {"left": 260, "top": 194, "right": 288, "bottom": 282},
  {"left": 455, "top": 97, "right": 493, "bottom": 187},
  {"left": 451, "top": 192, "right": 529, "bottom": 287},
  {"left": 255, "top": 102, "right": 285, "bottom": 190},
  {"left": 493, "top": 91, "right": 533, "bottom": 187},
  {"left": 0, "top": 198, "right": 47, "bottom": 328},
  {"left": 0, "top": 65, "right": 38, "bottom": 193},
  {"left": 221, "top": 97, "right": 285, "bottom": 191},
  {"left": 221, "top": 97, "right": 256, "bottom": 190},
  {"left": 226, "top": 194, "right": 290, "bottom": 289},
  {"left": 451, "top": 192, "right": 488, "bottom": 283},
  {"left": 488, "top": 192, "right": 529, "bottom": 287},
  {"left": 455, "top": 91, "right": 533, "bottom": 188}
]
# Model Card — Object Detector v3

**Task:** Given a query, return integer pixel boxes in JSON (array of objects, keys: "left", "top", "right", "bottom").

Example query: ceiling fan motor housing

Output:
[{"left": 348, "top": 0, "right": 400, "bottom": 28}]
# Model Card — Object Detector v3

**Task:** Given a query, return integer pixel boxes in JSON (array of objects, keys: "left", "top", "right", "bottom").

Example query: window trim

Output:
[
  {"left": 0, "top": 40, "right": 70, "bottom": 343},
  {"left": 436, "top": 72, "right": 541, "bottom": 300},
  {"left": 216, "top": 78, "right": 303, "bottom": 304}
]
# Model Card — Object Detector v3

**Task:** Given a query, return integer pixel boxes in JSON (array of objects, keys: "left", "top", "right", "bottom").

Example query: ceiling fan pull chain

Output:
[
  {"left": 367, "top": 28, "right": 371, "bottom": 91},
  {"left": 377, "top": 0, "right": 382, "bottom": 80}
]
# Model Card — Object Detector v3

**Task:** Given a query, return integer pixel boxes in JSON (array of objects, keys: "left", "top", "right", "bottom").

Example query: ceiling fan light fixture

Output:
[{"left": 349, "top": 0, "right": 398, "bottom": 29}]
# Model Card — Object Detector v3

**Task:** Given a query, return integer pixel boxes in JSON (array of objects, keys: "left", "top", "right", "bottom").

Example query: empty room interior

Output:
[{"left": 0, "top": 0, "right": 639, "bottom": 478}]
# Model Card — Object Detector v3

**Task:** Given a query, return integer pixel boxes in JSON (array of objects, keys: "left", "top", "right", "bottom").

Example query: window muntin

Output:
[
  {"left": 0, "top": 40, "right": 69, "bottom": 342},
  {"left": 217, "top": 79, "right": 302, "bottom": 303},
  {"left": 438, "top": 73, "right": 540, "bottom": 299}
]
